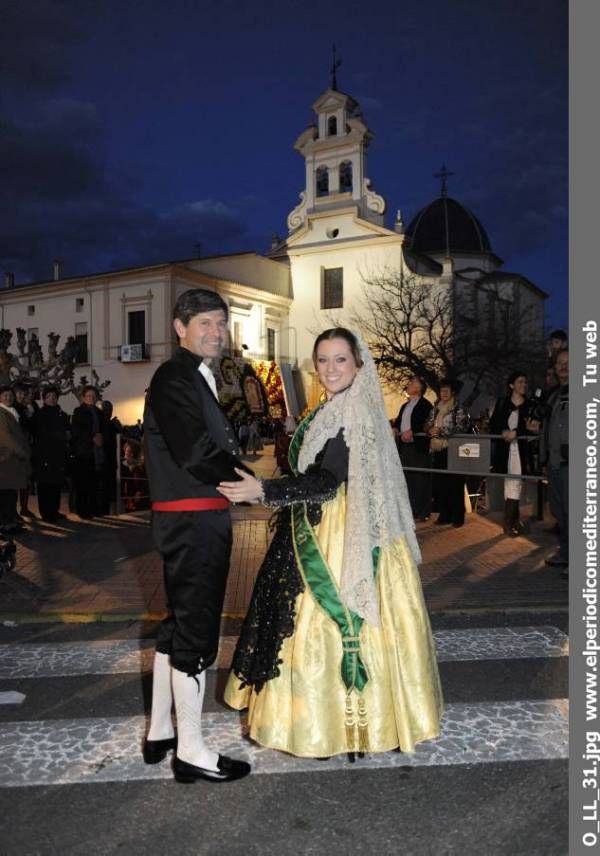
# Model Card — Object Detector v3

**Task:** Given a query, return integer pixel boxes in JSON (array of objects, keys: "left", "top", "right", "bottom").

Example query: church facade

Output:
[{"left": 0, "top": 78, "right": 546, "bottom": 422}]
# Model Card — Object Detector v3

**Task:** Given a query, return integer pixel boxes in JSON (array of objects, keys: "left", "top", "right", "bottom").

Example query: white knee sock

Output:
[
  {"left": 147, "top": 651, "right": 175, "bottom": 741},
  {"left": 172, "top": 667, "right": 219, "bottom": 771}
]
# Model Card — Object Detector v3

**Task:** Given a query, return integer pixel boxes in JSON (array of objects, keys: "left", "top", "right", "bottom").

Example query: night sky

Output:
[{"left": 1, "top": 0, "right": 568, "bottom": 326}]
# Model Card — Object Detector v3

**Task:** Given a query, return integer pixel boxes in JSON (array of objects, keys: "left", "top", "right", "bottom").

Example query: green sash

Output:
[{"left": 288, "top": 409, "right": 379, "bottom": 694}]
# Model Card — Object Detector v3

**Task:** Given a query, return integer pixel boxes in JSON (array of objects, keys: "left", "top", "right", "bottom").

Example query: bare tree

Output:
[{"left": 351, "top": 267, "right": 544, "bottom": 405}]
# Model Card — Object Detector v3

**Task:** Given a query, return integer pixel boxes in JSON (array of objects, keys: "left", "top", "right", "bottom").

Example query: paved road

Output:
[{"left": 0, "top": 611, "right": 568, "bottom": 855}]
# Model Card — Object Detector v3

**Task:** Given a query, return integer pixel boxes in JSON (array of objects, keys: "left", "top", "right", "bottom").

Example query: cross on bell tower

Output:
[
  {"left": 434, "top": 163, "right": 454, "bottom": 198},
  {"left": 330, "top": 44, "right": 342, "bottom": 91}
]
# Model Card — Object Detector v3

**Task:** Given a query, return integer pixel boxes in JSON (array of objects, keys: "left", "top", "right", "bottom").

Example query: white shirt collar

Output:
[{"left": 198, "top": 361, "right": 218, "bottom": 400}]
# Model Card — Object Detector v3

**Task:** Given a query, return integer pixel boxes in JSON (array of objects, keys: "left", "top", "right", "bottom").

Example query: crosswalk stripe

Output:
[
  {"left": 0, "top": 699, "right": 568, "bottom": 788},
  {"left": 0, "top": 626, "right": 568, "bottom": 679}
]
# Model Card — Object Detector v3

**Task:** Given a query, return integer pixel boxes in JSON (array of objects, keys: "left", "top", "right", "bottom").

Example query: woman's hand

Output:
[
  {"left": 501, "top": 429, "right": 517, "bottom": 442},
  {"left": 217, "top": 468, "right": 264, "bottom": 503}
]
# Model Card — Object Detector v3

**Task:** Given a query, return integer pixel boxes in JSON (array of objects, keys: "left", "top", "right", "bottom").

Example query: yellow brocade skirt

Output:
[{"left": 224, "top": 488, "right": 444, "bottom": 757}]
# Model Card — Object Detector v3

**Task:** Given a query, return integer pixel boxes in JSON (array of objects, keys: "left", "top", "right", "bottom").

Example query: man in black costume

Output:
[{"left": 143, "top": 288, "right": 251, "bottom": 783}]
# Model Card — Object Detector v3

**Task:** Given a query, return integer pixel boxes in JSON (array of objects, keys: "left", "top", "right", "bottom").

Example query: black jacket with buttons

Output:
[{"left": 143, "top": 347, "right": 251, "bottom": 502}]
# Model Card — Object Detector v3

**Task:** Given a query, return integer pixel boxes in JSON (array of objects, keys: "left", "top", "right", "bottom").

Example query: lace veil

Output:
[{"left": 297, "top": 334, "right": 421, "bottom": 626}]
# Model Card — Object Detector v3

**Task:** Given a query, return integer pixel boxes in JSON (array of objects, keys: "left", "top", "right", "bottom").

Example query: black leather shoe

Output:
[
  {"left": 173, "top": 754, "right": 251, "bottom": 783},
  {"left": 143, "top": 736, "right": 177, "bottom": 764}
]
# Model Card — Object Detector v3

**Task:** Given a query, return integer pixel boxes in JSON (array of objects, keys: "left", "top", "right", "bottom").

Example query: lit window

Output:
[
  {"left": 76, "top": 298, "right": 84, "bottom": 313},
  {"left": 27, "top": 305, "right": 35, "bottom": 316}
]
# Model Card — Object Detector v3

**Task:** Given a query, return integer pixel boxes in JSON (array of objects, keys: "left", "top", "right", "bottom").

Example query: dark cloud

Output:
[{"left": 1, "top": 0, "right": 82, "bottom": 93}]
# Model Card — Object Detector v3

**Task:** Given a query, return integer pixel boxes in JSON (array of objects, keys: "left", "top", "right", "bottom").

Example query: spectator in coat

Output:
[
  {"left": 70, "top": 386, "right": 109, "bottom": 519},
  {"left": 394, "top": 376, "right": 433, "bottom": 520},
  {"left": 99, "top": 400, "right": 121, "bottom": 515},
  {"left": 425, "top": 379, "right": 471, "bottom": 528},
  {"left": 12, "top": 381, "right": 36, "bottom": 519},
  {"left": 31, "top": 387, "right": 70, "bottom": 522},
  {"left": 542, "top": 349, "right": 569, "bottom": 577},
  {"left": 489, "top": 371, "right": 540, "bottom": 537},
  {"left": 0, "top": 385, "right": 32, "bottom": 534}
]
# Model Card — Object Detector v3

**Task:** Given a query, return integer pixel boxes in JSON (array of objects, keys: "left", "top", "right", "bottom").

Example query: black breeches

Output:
[{"left": 153, "top": 509, "right": 232, "bottom": 676}]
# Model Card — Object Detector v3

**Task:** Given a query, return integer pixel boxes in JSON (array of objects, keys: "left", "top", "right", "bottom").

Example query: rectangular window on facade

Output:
[
  {"left": 75, "top": 321, "right": 88, "bottom": 364},
  {"left": 27, "top": 328, "right": 39, "bottom": 341},
  {"left": 128, "top": 310, "right": 146, "bottom": 346},
  {"left": 322, "top": 267, "right": 343, "bottom": 309},
  {"left": 76, "top": 298, "right": 84, "bottom": 313},
  {"left": 267, "top": 327, "right": 276, "bottom": 361},
  {"left": 27, "top": 305, "right": 35, "bottom": 316}
]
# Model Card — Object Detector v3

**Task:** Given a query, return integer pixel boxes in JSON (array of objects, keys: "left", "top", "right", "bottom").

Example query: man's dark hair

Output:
[
  {"left": 13, "top": 381, "right": 29, "bottom": 393},
  {"left": 42, "top": 386, "right": 59, "bottom": 399},
  {"left": 548, "top": 329, "right": 567, "bottom": 342},
  {"left": 81, "top": 384, "right": 98, "bottom": 397},
  {"left": 0, "top": 384, "right": 13, "bottom": 395},
  {"left": 173, "top": 289, "right": 228, "bottom": 326}
]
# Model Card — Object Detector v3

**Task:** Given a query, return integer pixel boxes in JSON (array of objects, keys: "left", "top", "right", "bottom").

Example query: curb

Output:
[{"left": 0, "top": 603, "right": 568, "bottom": 625}]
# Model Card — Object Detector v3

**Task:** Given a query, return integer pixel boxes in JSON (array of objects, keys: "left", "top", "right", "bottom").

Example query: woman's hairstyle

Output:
[
  {"left": 81, "top": 384, "right": 98, "bottom": 397},
  {"left": 312, "top": 328, "right": 363, "bottom": 368},
  {"left": 42, "top": 386, "right": 59, "bottom": 399},
  {"left": 173, "top": 288, "right": 228, "bottom": 325},
  {"left": 506, "top": 370, "right": 527, "bottom": 390}
]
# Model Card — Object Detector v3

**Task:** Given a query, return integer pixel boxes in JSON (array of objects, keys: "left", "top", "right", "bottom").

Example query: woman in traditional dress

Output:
[{"left": 218, "top": 328, "right": 443, "bottom": 758}]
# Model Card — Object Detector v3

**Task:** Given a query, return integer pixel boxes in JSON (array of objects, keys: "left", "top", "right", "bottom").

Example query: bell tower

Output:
[{"left": 286, "top": 58, "right": 386, "bottom": 233}]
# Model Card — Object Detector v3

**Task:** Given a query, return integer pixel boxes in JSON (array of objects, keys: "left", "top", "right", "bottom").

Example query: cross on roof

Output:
[
  {"left": 330, "top": 44, "right": 342, "bottom": 91},
  {"left": 434, "top": 164, "right": 454, "bottom": 197}
]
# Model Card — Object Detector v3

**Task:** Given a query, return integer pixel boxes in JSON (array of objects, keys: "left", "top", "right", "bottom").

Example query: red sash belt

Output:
[{"left": 151, "top": 497, "right": 229, "bottom": 512}]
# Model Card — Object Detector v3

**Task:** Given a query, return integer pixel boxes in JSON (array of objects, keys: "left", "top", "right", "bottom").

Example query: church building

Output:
[{"left": 0, "top": 69, "right": 546, "bottom": 421}]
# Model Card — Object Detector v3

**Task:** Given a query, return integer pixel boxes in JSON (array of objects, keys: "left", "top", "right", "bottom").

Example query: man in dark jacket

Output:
[
  {"left": 142, "top": 288, "right": 251, "bottom": 784},
  {"left": 542, "top": 349, "right": 569, "bottom": 576},
  {"left": 31, "top": 387, "right": 70, "bottom": 522},
  {"left": 394, "top": 376, "right": 433, "bottom": 520},
  {"left": 70, "top": 385, "right": 109, "bottom": 519}
]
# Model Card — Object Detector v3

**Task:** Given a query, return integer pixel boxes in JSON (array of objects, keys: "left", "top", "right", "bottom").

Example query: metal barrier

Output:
[
  {"left": 116, "top": 434, "right": 150, "bottom": 514},
  {"left": 398, "top": 431, "right": 547, "bottom": 519}
]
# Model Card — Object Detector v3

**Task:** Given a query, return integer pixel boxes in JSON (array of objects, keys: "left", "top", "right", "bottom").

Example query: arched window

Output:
[
  {"left": 339, "top": 161, "right": 353, "bottom": 193},
  {"left": 327, "top": 116, "right": 337, "bottom": 136},
  {"left": 316, "top": 166, "right": 329, "bottom": 197}
]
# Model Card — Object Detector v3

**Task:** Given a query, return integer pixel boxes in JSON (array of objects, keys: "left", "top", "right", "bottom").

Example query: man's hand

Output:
[
  {"left": 501, "top": 429, "right": 517, "bottom": 442},
  {"left": 400, "top": 429, "right": 413, "bottom": 443},
  {"left": 93, "top": 433, "right": 103, "bottom": 447}
]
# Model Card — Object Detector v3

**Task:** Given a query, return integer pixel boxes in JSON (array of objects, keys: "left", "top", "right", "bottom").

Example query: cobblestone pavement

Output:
[{"left": 0, "top": 448, "right": 567, "bottom": 620}]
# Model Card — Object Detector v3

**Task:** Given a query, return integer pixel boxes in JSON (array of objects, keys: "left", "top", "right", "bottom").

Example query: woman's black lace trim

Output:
[{"left": 230, "top": 502, "right": 324, "bottom": 693}]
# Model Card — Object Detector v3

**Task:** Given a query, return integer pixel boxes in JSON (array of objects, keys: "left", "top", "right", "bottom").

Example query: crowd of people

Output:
[
  {"left": 389, "top": 328, "right": 569, "bottom": 576},
  {"left": 0, "top": 382, "right": 149, "bottom": 535}
]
